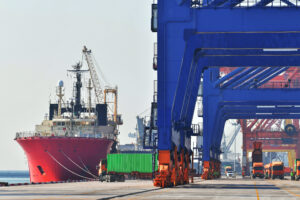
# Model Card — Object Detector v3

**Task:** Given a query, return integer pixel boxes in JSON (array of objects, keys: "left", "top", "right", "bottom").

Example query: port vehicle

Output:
[
  {"left": 99, "top": 153, "right": 157, "bottom": 182},
  {"left": 252, "top": 162, "right": 264, "bottom": 178},
  {"left": 271, "top": 162, "right": 284, "bottom": 179},
  {"left": 264, "top": 164, "right": 272, "bottom": 179},
  {"left": 225, "top": 166, "right": 234, "bottom": 178},
  {"left": 15, "top": 47, "right": 122, "bottom": 183},
  {"left": 291, "top": 159, "right": 300, "bottom": 180},
  {"left": 99, "top": 159, "right": 125, "bottom": 182}
]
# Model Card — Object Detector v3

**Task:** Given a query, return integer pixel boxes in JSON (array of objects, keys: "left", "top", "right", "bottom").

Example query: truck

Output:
[
  {"left": 291, "top": 159, "right": 300, "bottom": 180},
  {"left": 225, "top": 166, "right": 234, "bottom": 178},
  {"left": 99, "top": 153, "right": 157, "bottom": 182},
  {"left": 252, "top": 162, "right": 264, "bottom": 178},
  {"left": 270, "top": 161, "right": 284, "bottom": 179}
]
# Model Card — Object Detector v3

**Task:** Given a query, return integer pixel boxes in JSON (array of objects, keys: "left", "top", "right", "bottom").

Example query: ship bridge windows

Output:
[
  {"left": 53, "top": 122, "right": 66, "bottom": 126},
  {"left": 81, "top": 121, "right": 94, "bottom": 126},
  {"left": 37, "top": 165, "right": 45, "bottom": 175}
]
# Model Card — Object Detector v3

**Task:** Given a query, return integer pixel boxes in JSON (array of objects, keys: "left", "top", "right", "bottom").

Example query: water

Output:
[{"left": 0, "top": 170, "right": 30, "bottom": 184}]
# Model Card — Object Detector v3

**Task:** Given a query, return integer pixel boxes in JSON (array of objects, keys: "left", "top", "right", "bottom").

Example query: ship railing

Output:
[
  {"left": 15, "top": 131, "right": 115, "bottom": 140},
  {"left": 15, "top": 131, "right": 38, "bottom": 138}
]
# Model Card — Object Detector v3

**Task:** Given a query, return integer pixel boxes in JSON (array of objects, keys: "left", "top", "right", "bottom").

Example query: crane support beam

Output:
[
  {"left": 248, "top": 67, "right": 282, "bottom": 88},
  {"left": 281, "top": 0, "right": 296, "bottom": 6},
  {"left": 221, "top": 68, "right": 256, "bottom": 89},
  {"left": 229, "top": 67, "right": 265, "bottom": 89},
  {"left": 259, "top": 119, "right": 270, "bottom": 130},
  {"left": 214, "top": 67, "right": 245, "bottom": 88},
  {"left": 252, "top": 120, "right": 266, "bottom": 132},
  {"left": 247, "top": 119, "right": 259, "bottom": 130},
  {"left": 254, "top": 0, "right": 295, "bottom": 7},
  {"left": 221, "top": 0, "right": 244, "bottom": 7},
  {"left": 255, "top": 67, "right": 289, "bottom": 87},
  {"left": 254, "top": 0, "right": 276, "bottom": 7},
  {"left": 237, "top": 67, "right": 272, "bottom": 89},
  {"left": 264, "top": 119, "right": 276, "bottom": 130},
  {"left": 206, "top": 0, "right": 231, "bottom": 7}
]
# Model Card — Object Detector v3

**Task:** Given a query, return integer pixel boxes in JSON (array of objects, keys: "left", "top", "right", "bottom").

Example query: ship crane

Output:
[
  {"left": 82, "top": 46, "right": 104, "bottom": 104},
  {"left": 82, "top": 46, "right": 122, "bottom": 125}
]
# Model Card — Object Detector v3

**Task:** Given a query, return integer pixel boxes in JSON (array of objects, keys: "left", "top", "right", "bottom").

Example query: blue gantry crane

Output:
[{"left": 152, "top": 0, "right": 300, "bottom": 187}]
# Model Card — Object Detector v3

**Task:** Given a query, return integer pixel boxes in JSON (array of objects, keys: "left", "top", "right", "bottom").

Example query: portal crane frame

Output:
[{"left": 154, "top": 1, "right": 300, "bottom": 187}]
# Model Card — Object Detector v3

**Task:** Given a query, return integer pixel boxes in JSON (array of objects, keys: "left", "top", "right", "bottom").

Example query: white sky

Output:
[{"left": 0, "top": 0, "right": 156, "bottom": 170}]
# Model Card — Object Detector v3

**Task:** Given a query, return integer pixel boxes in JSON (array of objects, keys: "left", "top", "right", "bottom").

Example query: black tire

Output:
[
  {"left": 117, "top": 175, "right": 124, "bottom": 182},
  {"left": 120, "top": 175, "right": 125, "bottom": 182}
]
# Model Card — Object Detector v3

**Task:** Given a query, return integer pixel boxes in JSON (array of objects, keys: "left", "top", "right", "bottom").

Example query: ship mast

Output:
[{"left": 67, "top": 62, "right": 88, "bottom": 117}]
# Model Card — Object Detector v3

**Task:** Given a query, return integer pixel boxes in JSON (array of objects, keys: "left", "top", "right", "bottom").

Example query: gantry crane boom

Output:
[
  {"left": 82, "top": 46, "right": 103, "bottom": 104},
  {"left": 224, "top": 124, "right": 241, "bottom": 153}
]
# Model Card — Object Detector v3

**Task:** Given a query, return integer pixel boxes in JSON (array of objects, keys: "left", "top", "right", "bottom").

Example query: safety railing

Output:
[{"left": 191, "top": 0, "right": 300, "bottom": 8}]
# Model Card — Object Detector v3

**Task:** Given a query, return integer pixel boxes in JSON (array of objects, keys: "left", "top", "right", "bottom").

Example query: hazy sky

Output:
[{"left": 0, "top": 0, "right": 156, "bottom": 170}]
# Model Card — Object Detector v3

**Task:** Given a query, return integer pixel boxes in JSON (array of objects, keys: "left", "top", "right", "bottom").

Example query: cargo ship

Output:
[{"left": 15, "top": 47, "right": 122, "bottom": 183}]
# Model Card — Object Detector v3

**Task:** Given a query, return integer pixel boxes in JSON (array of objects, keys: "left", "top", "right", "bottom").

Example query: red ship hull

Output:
[{"left": 16, "top": 137, "right": 113, "bottom": 183}]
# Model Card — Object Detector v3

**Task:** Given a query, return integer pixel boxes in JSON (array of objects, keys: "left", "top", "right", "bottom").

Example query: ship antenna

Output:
[
  {"left": 87, "top": 79, "right": 93, "bottom": 117},
  {"left": 70, "top": 100, "right": 74, "bottom": 136}
]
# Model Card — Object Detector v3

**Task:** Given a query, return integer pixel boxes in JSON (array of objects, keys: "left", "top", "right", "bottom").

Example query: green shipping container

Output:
[{"left": 107, "top": 153, "right": 158, "bottom": 173}]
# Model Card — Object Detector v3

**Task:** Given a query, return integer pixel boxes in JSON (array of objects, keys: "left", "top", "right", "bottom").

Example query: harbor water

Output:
[{"left": 0, "top": 171, "right": 30, "bottom": 184}]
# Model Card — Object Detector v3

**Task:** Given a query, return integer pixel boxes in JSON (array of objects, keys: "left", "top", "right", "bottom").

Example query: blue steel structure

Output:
[{"left": 153, "top": 0, "right": 300, "bottom": 187}]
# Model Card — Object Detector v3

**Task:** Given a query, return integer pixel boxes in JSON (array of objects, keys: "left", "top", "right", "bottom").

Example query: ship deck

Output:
[{"left": 1, "top": 177, "right": 300, "bottom": 200}]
